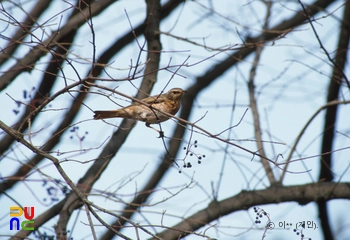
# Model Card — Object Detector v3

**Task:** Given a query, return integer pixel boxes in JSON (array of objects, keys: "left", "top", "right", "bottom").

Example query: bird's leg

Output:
[{"left": 145, "top": 123, "right": 164, "bottom": 138}]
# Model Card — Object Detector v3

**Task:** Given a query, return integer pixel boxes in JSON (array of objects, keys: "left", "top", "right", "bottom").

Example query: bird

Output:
[{"left": 93, "top": 88, "right": 186, "bottom": 135}]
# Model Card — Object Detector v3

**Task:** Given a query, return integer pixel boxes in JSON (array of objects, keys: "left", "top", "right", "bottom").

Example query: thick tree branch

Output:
[
  {"left": 99, "top": 0, "right": 163, "bottom": 238},
  {"left": 153, "top": 182, "right": 350, "bottom": 239},
  {"left": 316, "top": 1, "right": 350, "bottom": 239}
]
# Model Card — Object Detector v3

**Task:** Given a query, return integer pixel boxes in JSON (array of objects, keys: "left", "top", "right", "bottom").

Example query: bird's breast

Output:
[{"left": 165, "top": 99, "right": 180, "bottom": 114}]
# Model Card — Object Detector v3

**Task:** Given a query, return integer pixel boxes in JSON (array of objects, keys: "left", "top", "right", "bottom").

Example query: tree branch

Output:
[
  {"left": 316, "top": 0, "right": 350, "bottom": 239},
  {"left": 153, "top": 182, "right": 350, "bottom": 239}
]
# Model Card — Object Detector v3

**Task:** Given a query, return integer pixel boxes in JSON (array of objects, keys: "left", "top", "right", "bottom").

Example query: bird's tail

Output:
[{"left": 93, "top": 109, "right": 132, "bottom": 120}]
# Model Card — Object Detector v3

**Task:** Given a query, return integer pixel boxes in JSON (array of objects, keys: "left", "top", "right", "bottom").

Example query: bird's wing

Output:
[{"left": 141, "top": 94, "right": 165, "bottom": 104}]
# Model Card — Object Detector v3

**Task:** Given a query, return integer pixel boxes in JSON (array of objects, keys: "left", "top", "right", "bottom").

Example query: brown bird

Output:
[{"left": 93, "top": 88, "right": 186, "bottom": 134}]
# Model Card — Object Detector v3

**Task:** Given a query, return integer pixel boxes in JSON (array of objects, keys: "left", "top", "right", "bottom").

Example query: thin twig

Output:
[{"left": 298, "top": 0, "right": 350, "bottom": 89}]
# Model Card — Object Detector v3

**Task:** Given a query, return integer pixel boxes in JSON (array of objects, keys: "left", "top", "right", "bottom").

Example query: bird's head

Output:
[{"left": 166, "top": 88, "right": 187, "bottom": 101}]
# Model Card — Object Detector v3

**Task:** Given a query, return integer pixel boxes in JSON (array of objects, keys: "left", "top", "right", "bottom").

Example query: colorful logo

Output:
[{"left": 9, "top": 206, "right": 35, "bottom": 230}]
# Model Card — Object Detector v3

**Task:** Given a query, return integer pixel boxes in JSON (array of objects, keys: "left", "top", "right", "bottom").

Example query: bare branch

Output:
[{"left": 153, "top": 182, "right": 350, "bottom": 239}]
